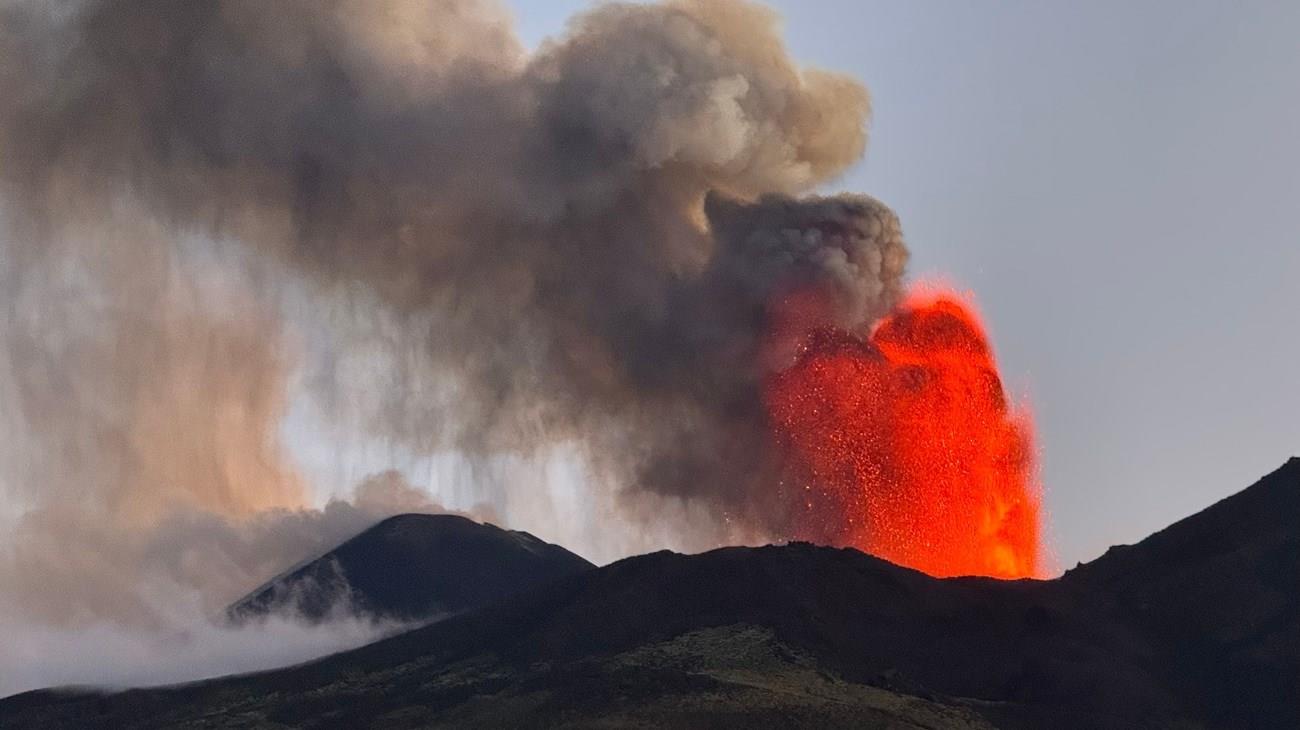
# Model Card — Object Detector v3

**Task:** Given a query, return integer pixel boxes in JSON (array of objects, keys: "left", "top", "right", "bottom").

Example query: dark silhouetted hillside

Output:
[
  {"left": 1063, "top": 457, "right": 1300, "bottom": 728},
  {"left": 3, "top": 460, "right": 1297, "bottom": 729}
]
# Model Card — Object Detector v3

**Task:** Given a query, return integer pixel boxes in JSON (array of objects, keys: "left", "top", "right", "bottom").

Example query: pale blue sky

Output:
[{"left": 512, "top": 1, "right": 1300, "bottom": 567}]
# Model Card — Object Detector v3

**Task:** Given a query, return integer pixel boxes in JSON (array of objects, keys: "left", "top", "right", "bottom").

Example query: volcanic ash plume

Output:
[
  {"left": 0, "top": 0, "right": 905, "bottom": 539},
  {"left": 0, "top": 0, "right": 1041, "bottom": 683}
]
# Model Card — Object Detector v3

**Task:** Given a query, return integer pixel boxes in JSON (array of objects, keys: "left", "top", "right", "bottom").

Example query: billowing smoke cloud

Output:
[{"left": 0, "top": 0, "right": 907, "bottom": 691}]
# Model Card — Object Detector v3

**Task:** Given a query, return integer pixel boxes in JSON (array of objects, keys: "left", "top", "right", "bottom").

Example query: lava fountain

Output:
[{"left": 764, "top": 284, "right": 1043, "bottom": 579}]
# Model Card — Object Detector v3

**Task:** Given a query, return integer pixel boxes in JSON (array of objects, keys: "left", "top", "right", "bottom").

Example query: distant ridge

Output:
[{"left": 227, "top": 513, "right": 594, "bottom": 624}]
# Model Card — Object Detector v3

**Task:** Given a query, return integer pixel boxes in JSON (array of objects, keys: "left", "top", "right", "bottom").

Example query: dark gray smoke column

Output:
[{"left": 0, "top": 0, "right": 907, "bottom": 542}]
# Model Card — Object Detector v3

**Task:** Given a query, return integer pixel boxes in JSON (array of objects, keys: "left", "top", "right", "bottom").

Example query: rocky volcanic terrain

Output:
[{"left": 2, "top": 460, "right": 1296, "bottom": 729}]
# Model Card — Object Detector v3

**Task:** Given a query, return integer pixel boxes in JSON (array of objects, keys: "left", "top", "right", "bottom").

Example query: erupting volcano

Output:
[{"left": 765, "top": 285, "right": 1043, "bottom": 579}]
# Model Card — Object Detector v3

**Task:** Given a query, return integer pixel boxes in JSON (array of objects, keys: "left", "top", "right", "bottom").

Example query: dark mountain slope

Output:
[
  {"left": 227, "top": 513, "right": 594, "bottom": 623},
  {"left": 3, "top": 460, "right": 1297, "bottom": 729},
  {"left": 0, "top": 547, "right": 1116, "bottom": 729},
  {"left": 1064, "top": 457, "right": 1300, "bottom": 728}
]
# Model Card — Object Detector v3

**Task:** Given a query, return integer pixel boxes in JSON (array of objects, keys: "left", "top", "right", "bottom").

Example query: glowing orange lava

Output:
[{"left": 764, "top": 285, "right": 1043, "bottom": 579}]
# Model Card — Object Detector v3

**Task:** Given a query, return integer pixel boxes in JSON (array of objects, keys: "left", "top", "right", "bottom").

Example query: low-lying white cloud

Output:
[{"left": 0, "top": 610, "right": 403, "bottom": 698}]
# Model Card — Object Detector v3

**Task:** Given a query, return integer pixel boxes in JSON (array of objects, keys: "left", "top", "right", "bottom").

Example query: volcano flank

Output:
[{"left": 3, "top": 460, "right": 1296, "bottom": 729}]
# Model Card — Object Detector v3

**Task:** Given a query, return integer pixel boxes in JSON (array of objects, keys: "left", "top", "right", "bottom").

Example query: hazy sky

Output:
[{"left": 513, "top": 0, "right": 1300, "bottom": 568}]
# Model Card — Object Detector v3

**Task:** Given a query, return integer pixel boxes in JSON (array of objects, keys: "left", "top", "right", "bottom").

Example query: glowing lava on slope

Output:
[{"left": 764, "top": 285, "right": 1043, "bottom": 579}]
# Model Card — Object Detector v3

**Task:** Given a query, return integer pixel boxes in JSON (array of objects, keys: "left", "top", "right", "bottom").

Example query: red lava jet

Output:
[{"left": 764, "top": 283, "right": 1044, "bottom": 579}]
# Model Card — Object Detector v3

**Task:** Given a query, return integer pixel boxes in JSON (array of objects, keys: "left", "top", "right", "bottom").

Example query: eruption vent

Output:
[{"left": 765, "top": 285, "right": 1043, "bottom": 578}]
